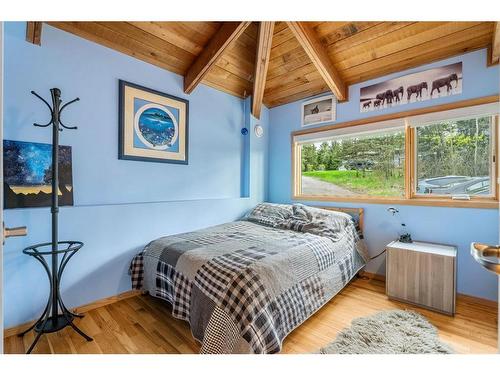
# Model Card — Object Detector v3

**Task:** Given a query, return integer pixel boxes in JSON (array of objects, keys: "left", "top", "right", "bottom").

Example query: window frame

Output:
[
  {"left": 291, "top": 96, "right": 499, "bottom": 209},
  {"left": 410, "top": 114, "right": 497, "bottom": 201}
]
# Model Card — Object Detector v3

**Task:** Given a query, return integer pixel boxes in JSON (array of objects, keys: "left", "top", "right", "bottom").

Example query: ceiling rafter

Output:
[
  {"left": 251, "top": 22, "right": 275, "bottom": 119},
  {"left": 35, "top": 22, "right": 496, "bottom": 108},
  {"left": 183, "top": 21, "right": 251, "bottom": 94},
  {"left": 286, "top": 21, "right": 347, "bottom": 101},
  {"left": 491, "top": 22, "right": 500, "bottom": 65},
  {"left": 26, "top": 22, "right": 42, "bottom": 46}
]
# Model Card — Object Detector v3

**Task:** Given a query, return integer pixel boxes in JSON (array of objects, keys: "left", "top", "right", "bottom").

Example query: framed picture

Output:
[
  {"left": 3, "top": 140, "right": 74, "bottom": 209},
  {"left": 360, "top": 62, "right": 463, "bottom": 113},
  {"left": 301, "top": 95, "right": 336, "bottom": 127},
  {"left": 119, "top": 80, "right": 189, "bottom": 164}
]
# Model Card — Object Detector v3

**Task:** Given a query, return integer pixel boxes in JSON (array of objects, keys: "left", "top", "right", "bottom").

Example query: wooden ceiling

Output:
[{"left": 28, "top": 21, "right": 499, "bottom": 118}]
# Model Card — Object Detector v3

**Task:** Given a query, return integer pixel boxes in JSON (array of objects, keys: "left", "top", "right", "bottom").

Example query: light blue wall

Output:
[
  {"left": 2, "top": 22, "right": 269, "bottom": 327},
  {"left": 268, "top": 49, "right": 500, "bottom": 301}
]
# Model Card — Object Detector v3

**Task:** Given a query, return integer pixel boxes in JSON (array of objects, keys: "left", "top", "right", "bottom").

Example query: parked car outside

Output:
[{"left": 417, "top": 176, "right": 490, "bottom": 195}]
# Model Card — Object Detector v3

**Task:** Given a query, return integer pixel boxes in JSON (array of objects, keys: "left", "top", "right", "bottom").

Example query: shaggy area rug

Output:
[{"left": 318, "top": 310, "right": 454, "bottom": 354}]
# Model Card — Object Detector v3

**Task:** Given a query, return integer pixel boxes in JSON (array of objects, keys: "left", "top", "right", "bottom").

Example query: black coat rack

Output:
[{"left": 19, "top": 88, "right": 93, "bottom": 354}]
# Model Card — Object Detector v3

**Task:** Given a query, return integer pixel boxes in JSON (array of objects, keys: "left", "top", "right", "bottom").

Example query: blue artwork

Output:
[
  {"left": 3, "top": 140, "right": 74, "bottom": 209},
  {"left": 132, "top": 99, "right": 180, "bottom": 153},
  {"left": 119, "top": 80, "right": 188, "bottom": 164},
  {"left": 138, "top": 108, "right": 175, "bottom": 147}
]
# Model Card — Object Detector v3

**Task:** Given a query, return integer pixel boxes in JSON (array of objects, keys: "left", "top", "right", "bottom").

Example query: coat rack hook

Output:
[{"left": 59, "top": 97, "right": 80, "bottom": 114}]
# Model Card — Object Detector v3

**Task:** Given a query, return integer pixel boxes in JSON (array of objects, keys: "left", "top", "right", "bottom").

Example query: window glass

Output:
[
  {"left": 415, "top": 116, "right": 493, "bottom": 196},
  {"left": 300, "top": 129, "right": 405, "bottom": 197}
]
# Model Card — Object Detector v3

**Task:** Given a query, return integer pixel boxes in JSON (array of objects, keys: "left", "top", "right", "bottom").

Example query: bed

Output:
[{"left": 130, "top": 203, "right": 369, "bottom": 354}]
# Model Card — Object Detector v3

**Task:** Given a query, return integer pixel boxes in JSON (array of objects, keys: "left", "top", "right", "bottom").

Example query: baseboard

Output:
[
  {"left": 3, "top": 289, "right": 141, "bottom": 338},
  {"left": 359, "top": 271, "right": 497, "bottom": 309},
  {"left": 359, "top": 270, "right": 386, "bottom": 282}
]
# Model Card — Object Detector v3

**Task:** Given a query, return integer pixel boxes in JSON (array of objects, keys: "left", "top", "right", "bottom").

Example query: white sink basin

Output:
[{"left": 471, "top": 243, "right": 500, "bottom": 275}]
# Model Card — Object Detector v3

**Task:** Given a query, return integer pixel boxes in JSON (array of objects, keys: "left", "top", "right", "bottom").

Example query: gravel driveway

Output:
[{"left": 301, "top": 176, "right": 360, "bottom": 196}]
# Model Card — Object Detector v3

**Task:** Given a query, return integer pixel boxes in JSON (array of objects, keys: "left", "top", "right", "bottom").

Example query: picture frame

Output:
[
  {"left": 301, "top": 95, "right": 336, "bottom": 127},
  {"left": 3, "top": 140, "right": 74, "bottom": 209},
  {"left": 118, "top": 80, "right": 189, "bottom": 164},
  {"left": 359, "top": 62, "right": 463, "bottom": 113}
]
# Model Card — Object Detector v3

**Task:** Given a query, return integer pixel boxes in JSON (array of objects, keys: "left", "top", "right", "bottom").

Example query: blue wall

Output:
[
  {"left": 2, "top": 22, "right": 498, "bottom": 329},
  {"left": 268, "top": 49, "right": 500, "bottom": 301},
  {"left": 2, "top": 22, "right": 269, "bottom": 327}
]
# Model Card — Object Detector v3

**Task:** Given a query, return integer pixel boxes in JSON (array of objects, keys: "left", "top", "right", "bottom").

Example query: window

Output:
[
  {"left": 292, "top": 98, "right": 499, "bottom": 208},
  {"left": 300, "top": 128, "right": 405, "bottom": 197},
  {"left": 414, "top": 116, "right": 494, "bottom": 198}
]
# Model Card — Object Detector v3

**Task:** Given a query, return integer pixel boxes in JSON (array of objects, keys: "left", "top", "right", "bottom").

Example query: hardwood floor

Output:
[{"left": 4, "top": 276, "right": 498, "bottom": 354}]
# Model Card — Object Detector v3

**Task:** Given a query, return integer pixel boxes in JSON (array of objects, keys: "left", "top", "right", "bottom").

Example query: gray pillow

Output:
[
  {"left": 245, "top": 203, "right": 293, "bottom": 227},
  {"left": 290, "top": 204, "right": 354, "bottom": 240}
]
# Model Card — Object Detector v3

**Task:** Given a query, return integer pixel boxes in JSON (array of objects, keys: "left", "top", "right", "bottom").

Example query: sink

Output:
[{"left": 471, "top": 243, "right": 500, "bottom": 275}]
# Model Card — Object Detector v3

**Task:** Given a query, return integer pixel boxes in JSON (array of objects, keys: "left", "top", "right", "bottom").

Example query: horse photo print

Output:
[{"left": 359, "top": 62, "right": 462, "bottom": 113}]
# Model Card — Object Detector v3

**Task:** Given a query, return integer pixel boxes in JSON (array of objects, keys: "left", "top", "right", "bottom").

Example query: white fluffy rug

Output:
[{"left": 318, "top": 310, "right": 454, "bottom": 354}]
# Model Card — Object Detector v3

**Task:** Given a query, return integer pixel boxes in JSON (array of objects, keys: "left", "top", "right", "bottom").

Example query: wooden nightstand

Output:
[{"left": 386, "top": 240, "right": 457, "bottom": 315}]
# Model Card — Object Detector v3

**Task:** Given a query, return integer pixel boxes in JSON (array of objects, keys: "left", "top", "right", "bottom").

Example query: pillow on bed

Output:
[
  {"left": 290, "top": 204, "right": 355, "bottom": 240},
  {"left": 245, "top": 202, "right": 293, "bottom": 227}
]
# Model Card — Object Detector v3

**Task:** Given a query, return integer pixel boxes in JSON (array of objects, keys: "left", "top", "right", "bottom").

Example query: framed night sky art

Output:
[{"left": 3, "top": 140, "right": 74, "bottom": 209}]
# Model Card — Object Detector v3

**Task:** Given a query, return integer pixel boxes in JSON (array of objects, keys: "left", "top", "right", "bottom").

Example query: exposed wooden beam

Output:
[
  {"left": 286, "top": 21, "right": 347, "bottom": 101},
  {"left": 26, "top": 22, "right": 42, "bottom": 46},
  {"left": 491, "top": 22, "right": 500, "bottom": 65},
  {"left": 252, "top": 22, "right": 274, "bottom": 119},
  {"left": 184, "top": 22, "right": 251, "bottom": 94}
]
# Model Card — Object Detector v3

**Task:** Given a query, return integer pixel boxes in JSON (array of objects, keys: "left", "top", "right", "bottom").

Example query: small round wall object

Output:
[
  {"left": 254, "top": 124, "right": 264, "bottom": 138},
  {"left": 241, "top": 127, "right": 249, "bottom": 135}
]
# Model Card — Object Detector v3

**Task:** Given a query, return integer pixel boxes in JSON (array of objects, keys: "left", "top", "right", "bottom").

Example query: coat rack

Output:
[{"left": 19, "top": 88, "right": 92, "bottom": 354}]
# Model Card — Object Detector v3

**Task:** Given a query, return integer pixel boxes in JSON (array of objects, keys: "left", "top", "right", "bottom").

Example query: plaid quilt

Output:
[{"left": 130, "top": 203, "right": 367, "bottom": 354}]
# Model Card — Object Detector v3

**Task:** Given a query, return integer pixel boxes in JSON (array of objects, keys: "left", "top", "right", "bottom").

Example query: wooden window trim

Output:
[{"left": 291, "top": 95, "right": 500, "bottom": 209}]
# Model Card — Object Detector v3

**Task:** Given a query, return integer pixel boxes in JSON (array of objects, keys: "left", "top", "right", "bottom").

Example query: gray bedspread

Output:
[{"left": 130, "top": 203, "right": 368, "bottom": 354}]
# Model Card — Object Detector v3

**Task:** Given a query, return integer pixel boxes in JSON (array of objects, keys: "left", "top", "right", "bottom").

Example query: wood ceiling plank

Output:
[
  {"left": 491, "top": 22, "right": 500, "bottom": 65},
  {"left": 184, "top": 21, "right": 251, "bottom": 94},
  {"left": 265, "top": 63, "right": 319, "bottom": 95},
  {"left": 98, "top": 22, "right": 196, "bottom": 64},
  {"left": 345, "top": 37, "right": 491, "bottom": 87},
  {"left": 264, "top": 72, "right": 325, "bottom": 107},
  {"left": 269, "top": 35, "right": 303, "bottom": 61},
  {"left": 204, "top": 65, "right": 253, "bottom": 98},
  {"left": 47, "top": 22, "right": 187, "bottom": 74},
  {"left": 130, "top": 22, "right": 221, "bottom": 56},
  {"left": 47, "top": 21, "right": 496, "bottom": 109},
  {"left": 271, "top": 22, "right": 295, "bottom": 48},
  {"left": 266, "top": 76, "right": 328, "bottom": 101},
  {"left": 268, "top": 45, "right": 309, "bottom": 72},
  {"left": 267, "top": 51, "right": 312, "bottom": 81},
  {"left": 287, "top": 21, "right": 347, "bottom": 101},
  {"left": 326, "top": 21, "right": 414, "bottom": 55},
  {"left": 213, "top": 24, "right": 257, "bottom": 84},
  {"left": 342, "top": 25, "right": 493, "bottom": 84},
  {"left": 273, "top": 21, "right": 288, "bottom": 33},
  {"left": 252, "top": 22, "right": 275, "bottom": 119},
  {"left": 265, "top": 78, "right": 329, "bottom": 107},
  {"left": 223, "top": 34, "right": 257, "bottom": 64},
  {"left": 26, "top": 22, "right": 42, "bottom": 45},
  {"left": 344, "top": 34, "right": 492, "bottom": 85},
  {"left": 314, "top": 21, "right": 380, "bottom": 45},
  {"left": 216, "top": 54, "right": 254, "bottom": 82},
  {"left": 267, "top": 22, "right": 412, "bottom": 80},
  {"left": 332, "top": 22, "right": 483, "bottom": 70}
]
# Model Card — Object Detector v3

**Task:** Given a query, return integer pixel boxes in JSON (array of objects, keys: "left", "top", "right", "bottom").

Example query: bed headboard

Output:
[{"left": 315, "top": 206, "right": 364, "bottom": 232}]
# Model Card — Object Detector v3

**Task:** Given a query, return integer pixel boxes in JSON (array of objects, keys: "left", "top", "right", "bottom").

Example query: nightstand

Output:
[{"left": 386, "top": 240, "right": 457, "bottom": 315}]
